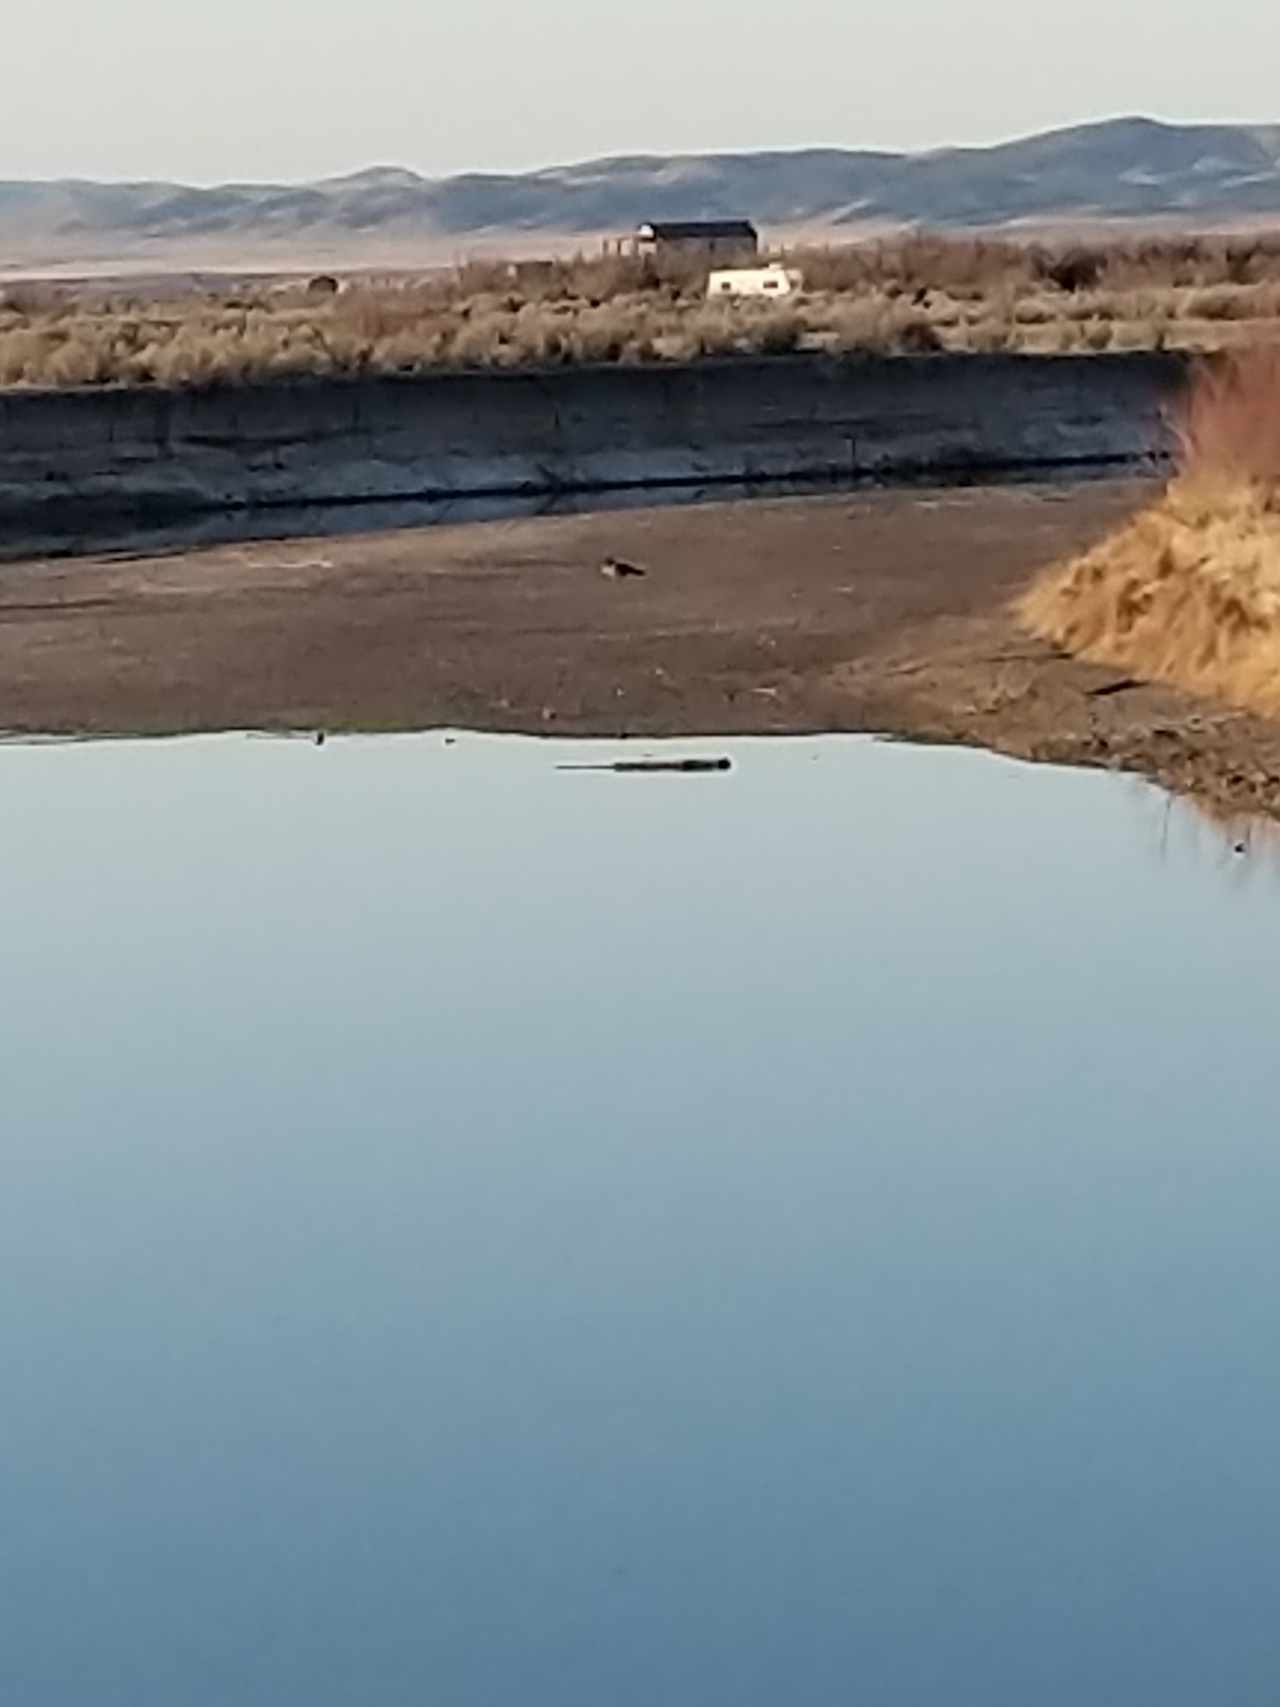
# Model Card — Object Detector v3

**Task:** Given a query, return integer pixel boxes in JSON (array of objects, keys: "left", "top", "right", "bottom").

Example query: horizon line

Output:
[{"left": 5, "top": 112, "right": 1277, "bottom": 194}]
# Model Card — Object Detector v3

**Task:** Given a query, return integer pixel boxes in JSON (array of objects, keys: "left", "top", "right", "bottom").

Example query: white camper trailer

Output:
[{"left": 706, "top": 262, "right": 803, "bottom": 301}]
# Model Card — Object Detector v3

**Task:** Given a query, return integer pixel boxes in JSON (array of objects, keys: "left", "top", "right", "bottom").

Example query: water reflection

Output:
[
  {"left": 2, "top": 733, "right": 1279, "bottom": 1707},
  {"left": 0, "top": 460, "right": 1129, "bottom": 565},
  {"left": 1130, "top": 772, "right": 1280, "bottom": 874}
]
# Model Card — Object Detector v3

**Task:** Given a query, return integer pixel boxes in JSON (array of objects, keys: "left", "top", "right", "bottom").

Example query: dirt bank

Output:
[
  {"left": 4, "top": 481, "right": 1280, "bottom": 819},
  {"left": 0, "top": 355, "right": 1179, "bottom": 522}
]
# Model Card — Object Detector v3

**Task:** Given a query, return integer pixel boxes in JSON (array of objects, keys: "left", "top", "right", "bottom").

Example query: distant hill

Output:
[{"left": 5, "top": 117, "right": 1280, "bottom": 277}]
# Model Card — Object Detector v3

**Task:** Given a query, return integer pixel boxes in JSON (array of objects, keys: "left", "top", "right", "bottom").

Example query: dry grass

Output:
[
  {"left": 1019, "top": 350, "right": 1280, "bottom": 718},
  {"left": 0, "top": 285, "right": 950, "bottom": 384},
  {"left": 7, "top": 235, "right": 1280, "bottom": 388}
]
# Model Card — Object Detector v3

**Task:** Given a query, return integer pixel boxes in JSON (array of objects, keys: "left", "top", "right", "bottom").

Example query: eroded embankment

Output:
[{"left": 0, "top": 352, "right": 1183, "bottom": 524}]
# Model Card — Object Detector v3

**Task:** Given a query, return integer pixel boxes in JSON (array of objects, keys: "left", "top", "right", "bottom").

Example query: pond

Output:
[{"left": 3, "top": 733, "right": 1278, "bottom": 1705}]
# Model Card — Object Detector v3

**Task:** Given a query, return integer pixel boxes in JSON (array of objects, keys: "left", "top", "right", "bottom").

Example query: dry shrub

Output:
[
  {"left": 454, "top": 261, "right": 512, "bottom": 298},
  {"left": 565, "top": 304, "right": 630, "bottom": 364},
  {"left": 1100, "top": 236, "right": 1280, "bottom": 291},
  {"left": 0, "top": 329, "right": 61, "bottom": 384},
  {"left": 816, "top": 296, "right": 943, "bottom": 355},
  {"left": 336, "top": 286, "right": 441, "bottom": 341},
  {"left": 508, "top": 305, "right": 572, "bottom": 366},
  {"left": 1020, "top": 482, "right": 1280, "bottom": 716},
  {"left": 41, "top": 334, "right": 117, "bottom": 387},
  {"left": 669, "top": 305, "right": 741, "bottom": 361},
  {"left": 1187, "top": 285, "right": 1261, "bottom": 322},
  {"left": 792, "top": 236, "right": 1038, "bottom": 300},
  {"left": 1035, "top": 247, "right": 1106, "bottom": 293},
  {"left": 1018, "top": 350, "right": 1280, "bottom": 716},
  {"left": 820, "top": 296, "right": 895, "bottom": 352},
  {"left": 10, "top": 231, "right": 1280, "bottom": 389},
  {"left": 1059, "top": 291, "right": 1124, "bottom": 324},
  {"left": 447, "top": 311, "right": 517, "bottom": 367},
  {"left": 1013, "top": 295, "right": 1058, "bottom": 326},
  {"left": 961, "top": 318, "right": 1015, "bottom": 354},
  {"left": 1175, "top": 348, "right": 1280, "bottom": 491},
  {"left": 1148, "top": 314, "right": 1173, "bottom": 354},
  {"left": 0, "top": 284, "right": 69, "bottom": 319},
  {"left": 754, "top": 307, "right": 804, "bottom": 354},
  {"left": 921, "top": 292, "right": 964, "bottom": 329}
]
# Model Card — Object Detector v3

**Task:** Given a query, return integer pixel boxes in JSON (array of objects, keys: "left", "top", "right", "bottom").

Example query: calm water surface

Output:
[{"left": 2, "top": 734, "right": 1278, "bottom": 1705}]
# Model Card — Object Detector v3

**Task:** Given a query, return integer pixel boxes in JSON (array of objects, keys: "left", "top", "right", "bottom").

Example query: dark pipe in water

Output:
[{"left": 557, "top": 758, "right": 733, "bottom": 774}]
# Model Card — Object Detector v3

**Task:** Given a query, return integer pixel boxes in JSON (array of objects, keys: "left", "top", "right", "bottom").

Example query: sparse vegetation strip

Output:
[{"left": 6, "top": 235, "right": 1280, "bottom": 388}]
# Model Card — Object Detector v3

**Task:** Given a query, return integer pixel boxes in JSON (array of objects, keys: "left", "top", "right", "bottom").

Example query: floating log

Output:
[{"left": 557, "top": 757, "right": 732, "bottom": 774}]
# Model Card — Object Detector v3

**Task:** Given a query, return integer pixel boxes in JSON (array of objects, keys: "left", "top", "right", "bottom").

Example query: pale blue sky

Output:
[{"left": 11, "top": 0, "right": 1279, "bottom": 183}]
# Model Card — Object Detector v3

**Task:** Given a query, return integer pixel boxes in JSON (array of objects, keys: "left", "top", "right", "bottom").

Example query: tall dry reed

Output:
[{"left": 1019, "top": 351, "right": 1280, "bottom": 717}]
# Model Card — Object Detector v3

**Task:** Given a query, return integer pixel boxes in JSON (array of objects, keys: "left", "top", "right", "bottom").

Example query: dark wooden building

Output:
[{"left": 633, "top": 220, "right": 759, "bottom": 260}]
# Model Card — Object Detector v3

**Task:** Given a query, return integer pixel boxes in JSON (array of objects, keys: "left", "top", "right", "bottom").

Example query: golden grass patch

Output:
[{"left": 1018, "top": 351, "right": 1280, "bottom": 717}]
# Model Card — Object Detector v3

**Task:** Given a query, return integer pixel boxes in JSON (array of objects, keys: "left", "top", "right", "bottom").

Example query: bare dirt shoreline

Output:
[{"left": 4, "top": 481, "right": 1280, "bottom": 820}]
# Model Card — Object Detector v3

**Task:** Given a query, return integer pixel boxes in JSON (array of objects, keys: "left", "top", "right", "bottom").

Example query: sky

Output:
[{"left": 9, "top": 0, "right": 1279, "bottom": 184}]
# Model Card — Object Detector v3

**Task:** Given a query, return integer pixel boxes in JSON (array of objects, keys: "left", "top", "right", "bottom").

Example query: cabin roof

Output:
[{"left": 636, "top": 220, "right": 758, "bottom": 240}]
